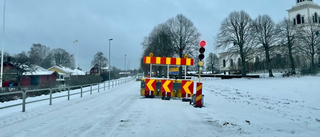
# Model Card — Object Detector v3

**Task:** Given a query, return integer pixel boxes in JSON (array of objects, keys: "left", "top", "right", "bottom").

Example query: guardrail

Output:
[{"left": 0, "top": 77, "right": 134, "bottom": 112}]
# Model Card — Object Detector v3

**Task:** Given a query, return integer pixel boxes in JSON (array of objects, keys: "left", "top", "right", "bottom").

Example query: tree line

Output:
[
  {"left": 2, "top": 43, "right": 75, "bottom": 70},
  {"left": 1, "top": 43, "right": 131, "bottom": 89}
]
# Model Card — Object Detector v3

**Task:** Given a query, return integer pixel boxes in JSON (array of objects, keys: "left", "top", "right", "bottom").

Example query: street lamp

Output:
[
  {"left": 0, "top": 0, "right": 6, "bottom": 88},
  {"left": 125, "top": 54, "right": 127, "bottom": 71},
  {"left": 108, "top": 38, "right": 113, "bottom": 89}
]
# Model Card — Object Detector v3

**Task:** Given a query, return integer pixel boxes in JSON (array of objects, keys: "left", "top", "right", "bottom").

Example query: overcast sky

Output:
[{"left": 1, "top": 0, "right": 298, "bottom": 71}]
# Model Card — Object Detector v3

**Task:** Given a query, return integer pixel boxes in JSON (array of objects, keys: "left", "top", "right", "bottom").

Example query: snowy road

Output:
[
  {"left": 0, "top": 80, "right": 219, "bottom": 137},
  {"left": 0, "top": 76, "right": 320, "bottom": 137}
]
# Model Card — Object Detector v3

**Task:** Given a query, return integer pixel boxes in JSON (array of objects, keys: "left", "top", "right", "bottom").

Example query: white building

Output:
[{"left": 288, "top": 0, "right": 320, "bottom": 25}]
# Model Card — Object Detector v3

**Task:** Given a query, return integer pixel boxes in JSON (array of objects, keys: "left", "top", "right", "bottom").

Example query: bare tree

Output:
[
  {"left": 205, "top": 52, "right": 219, "bottom": 74},
  {"left": 91, "top": 52, "right": 108, "bottom": 73},
  {"left": 252, "top": 15, "right": 277, "bottom": 77},
  {"left": 52, "top": 48, "right": 75, "bottom": 69},
  {"left": 140, "top": 14, "right": 200, "bottom": 77},
  {"left": 296, "top": 18, "right": 320, "bottom": 68},
  {"left": 216, "top": 11, "right": 254, "bottom": 77},
  {"left": 167, "top": 14, "right": 201, "bottom": 78},
  {"left": 142, "top": 23, "right": 174, "bottom": 57},
  {"left": 141, "top": 23, "right": 174, "bottom": 76},
  {"left": 276, "top": 18, "right": 297, "bottom": 74},
  {"left": 28, "top": 43, "right": 50, "bottom": 67}
]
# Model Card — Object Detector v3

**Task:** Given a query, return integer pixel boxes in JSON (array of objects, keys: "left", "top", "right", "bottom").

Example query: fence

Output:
[{"left": 0, "top": 77, "right": 134, "bottom": 112}]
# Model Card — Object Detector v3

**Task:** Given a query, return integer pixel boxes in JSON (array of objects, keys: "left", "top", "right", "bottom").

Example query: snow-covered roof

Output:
[
  {"left": 48, "top": 66, "right": 73, "bottom": 74},
  {"left": 23, "top": 65, "right": 55, "bottom": 76},
  {"left": 48, "top": 66, "right": 86, "bottom": 76},
  {"left": 71, "top": 69, "right": 86, "bottom": 76}
]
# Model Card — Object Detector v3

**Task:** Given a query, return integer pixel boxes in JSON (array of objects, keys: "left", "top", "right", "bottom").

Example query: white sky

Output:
[{"left": 0, "top": 0, "right": 298, "bottom": 71}]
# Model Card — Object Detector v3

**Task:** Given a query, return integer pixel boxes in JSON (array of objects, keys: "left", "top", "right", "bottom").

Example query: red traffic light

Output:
[{"left": 200, "top": 40, "right": 206, "bottom": 47}]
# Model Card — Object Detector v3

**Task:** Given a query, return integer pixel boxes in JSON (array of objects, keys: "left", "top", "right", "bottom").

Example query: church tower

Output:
[{"left": 288, "top": 0, "right": 320, "bottom": 25}]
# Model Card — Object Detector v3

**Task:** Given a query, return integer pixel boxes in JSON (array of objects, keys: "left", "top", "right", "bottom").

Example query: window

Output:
[
  {"left": 238, "top": 58, "right": 242, "bottom": 67},
  {"left": 302, "top": 17, "right": 304, "bottom": 23},
  {"left": 230, "top": 59, "right": 234, "bottom": 67},
  {"left": 223, "top": 59, "right": 226, "bottom": 67},
  {"left": 293, "top": 19, "right": 296, "bottom": 25},
  {"left": 315, "top": 13, "right": 318, "bottom": 23},
  {"left": 297, "top": 14, "right": 301, "bottom": 24},
  {"left": 255, "top": 57, "right": 260, "bottom": 62}
]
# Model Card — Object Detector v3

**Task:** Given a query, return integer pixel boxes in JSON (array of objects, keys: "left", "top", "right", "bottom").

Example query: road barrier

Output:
[
  {"left": 140, "top": 78, "right": 194, "bottom": 98},
  {"left": 0, "top": 77, "right": 134, "bottom": 112},
  {"left": 194, "top": 82, "right": 203, "bottom": 108}
]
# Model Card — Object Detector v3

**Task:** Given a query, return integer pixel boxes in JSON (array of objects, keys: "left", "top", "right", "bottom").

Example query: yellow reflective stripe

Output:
[
  {"left": 196, "top": 84, "right": 202, "bottom": 91},
  {"left": 146, "top": 57, "right": 151, "bottom": 64},
  {"left": 156, "top": 57, "right": 161, "bottom": 64},
  {"left": 196, "top": 94, "right": 202, "bottom": 101},
  {"left": 166, "top": 57, "right": 171, "bottom": 65},
  {"left": 176, "top": 58, "right": 181, "bottom": 65},
  {"left": 186, "top": 58, "right": 191, "bottom": 65}
]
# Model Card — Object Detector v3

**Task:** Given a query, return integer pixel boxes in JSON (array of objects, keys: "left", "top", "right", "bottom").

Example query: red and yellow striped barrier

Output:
[
  {"left": 195, "top": 82, "right": 203, "bottom": 107},
  {"left": 143, "top": 56, "right": 194, "bottom": 66}
]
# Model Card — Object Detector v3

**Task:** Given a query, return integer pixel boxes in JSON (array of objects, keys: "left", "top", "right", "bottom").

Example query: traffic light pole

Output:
[{"left": 199, "top": 66, "right": 201, "bottom": 82}]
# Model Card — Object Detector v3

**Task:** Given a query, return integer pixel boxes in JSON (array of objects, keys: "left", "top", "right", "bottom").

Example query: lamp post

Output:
[
  {"left": 124, "top": 54, "right": 126, "bottom": 71},
  {"left": 0, "top": 0, "right": 6, "bottom": 88},
  {"left": 108, "top": 38, "right": 113, "bottom": 89}
]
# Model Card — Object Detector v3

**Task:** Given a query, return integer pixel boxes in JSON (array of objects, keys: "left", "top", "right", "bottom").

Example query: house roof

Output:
[
  {"left": 48, "top": 66, "right": 86, "bottom": 75},
  {"left": 23, "top": 65, "right": 55, "bottom": 76},
  {"left": 71, "top": 69, "right": 86, "bottom": 75}
]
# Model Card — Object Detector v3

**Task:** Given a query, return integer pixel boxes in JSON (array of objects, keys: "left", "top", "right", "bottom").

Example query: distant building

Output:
[
  {"left": 90, "top": 66, "right": 108, "bottom": 75},
  {"left": 288, "top": 0, "right": 320, "bottom": 25}
]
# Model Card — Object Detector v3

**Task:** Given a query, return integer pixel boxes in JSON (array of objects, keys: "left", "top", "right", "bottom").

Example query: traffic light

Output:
[{"left": 198, "top": 40, "right": 206, "bottom": 61}]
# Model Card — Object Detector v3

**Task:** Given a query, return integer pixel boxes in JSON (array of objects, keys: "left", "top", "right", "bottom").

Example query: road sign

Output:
[
  {"left": 145, "top": 79, "right": 156, "bottom": 91},
  {"left": 181, "top": 80, "right": 193, "bottom": 94},
  {"left": 169, "top": 67, "right": 179, "bottom": 75},
  {"left": 161, "top": 80, "right": 173, "bottom": 92}
]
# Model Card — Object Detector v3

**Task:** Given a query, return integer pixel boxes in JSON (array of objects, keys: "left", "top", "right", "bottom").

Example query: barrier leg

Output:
[{"left": 195, "top": 82, "right": 203, "bottom": 108}]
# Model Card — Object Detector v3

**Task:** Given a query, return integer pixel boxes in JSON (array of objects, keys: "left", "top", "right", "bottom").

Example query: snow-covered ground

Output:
[{"left": 0, "top": 76, "right": 319, "bottom": 137}]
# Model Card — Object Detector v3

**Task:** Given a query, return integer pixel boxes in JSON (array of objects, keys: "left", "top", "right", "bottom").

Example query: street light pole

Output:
[
  {"left": 0, "top": 0, "right": 6, "bottom": 88},
  {"left": 108, "top": 38, "right": 113, "bottom": 89},
  {"left": 125, "top": 54, "right": 126, "bottom": 71}
]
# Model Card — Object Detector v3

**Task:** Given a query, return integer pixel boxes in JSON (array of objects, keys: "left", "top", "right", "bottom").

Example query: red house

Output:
[
  {"left": 90, "top": 66, "right": 108, "bottom": 75},
  {"left": 1, "top": 63, "right": 57, "bottom": 87},
  {"left": 22, "top": 65, "right": 58, "bottom": 87}
]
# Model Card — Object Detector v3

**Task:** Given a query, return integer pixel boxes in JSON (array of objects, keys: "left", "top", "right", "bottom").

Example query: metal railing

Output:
[{"left": 0, "top": 77, "right": 134, "bottom": 112}]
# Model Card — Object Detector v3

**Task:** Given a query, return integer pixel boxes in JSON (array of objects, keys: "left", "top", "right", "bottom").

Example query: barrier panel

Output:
[
  {"left": 195, "top": 82, "right": 203, "bottom": 107},
  {"left": 140, "top": 78, "right": 193, "bottom": 98}
]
